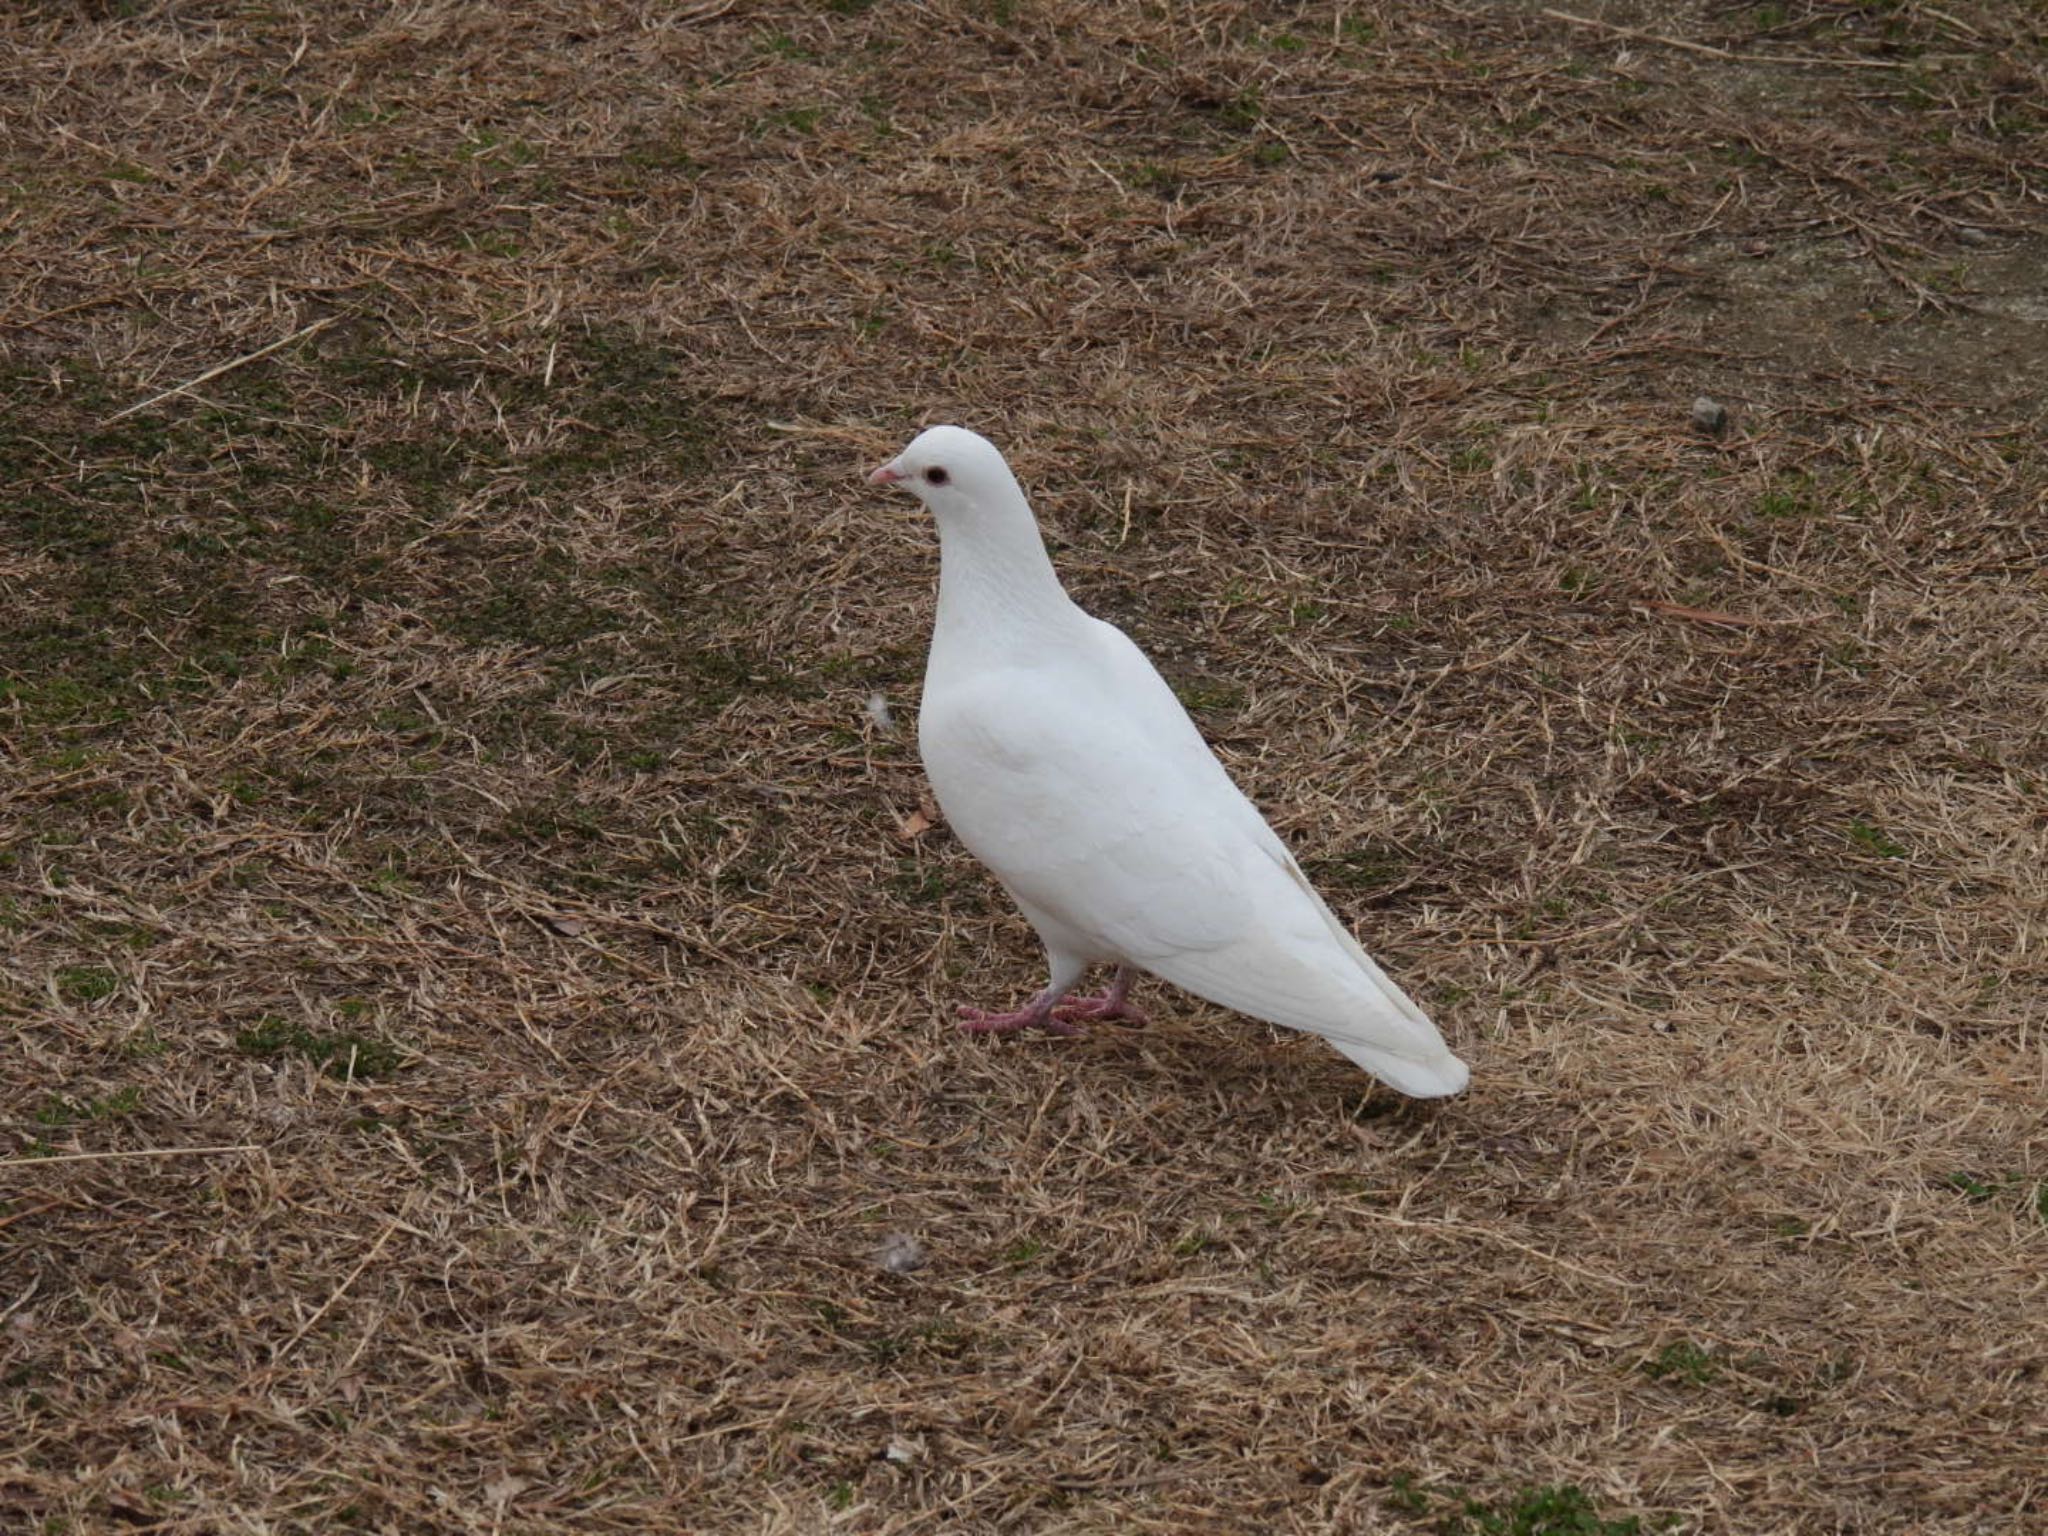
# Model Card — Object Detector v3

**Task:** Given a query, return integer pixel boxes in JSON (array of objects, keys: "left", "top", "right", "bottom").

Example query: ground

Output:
[{"left": 2, "top": 2, "right": 2045, "bottom": 1532}]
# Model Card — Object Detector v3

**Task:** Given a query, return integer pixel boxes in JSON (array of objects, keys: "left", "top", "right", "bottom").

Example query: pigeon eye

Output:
[{"left": 924, "top": 466, "right": 949, "bottom": 487}]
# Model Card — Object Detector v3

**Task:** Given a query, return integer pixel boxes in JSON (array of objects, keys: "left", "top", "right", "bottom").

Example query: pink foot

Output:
[
  {"left": 956, "top": 1003, "right": 1082, "bottom": 1037},
  {"left": 1053, "top": 993, "right": 1150, "bottom": 1027}
]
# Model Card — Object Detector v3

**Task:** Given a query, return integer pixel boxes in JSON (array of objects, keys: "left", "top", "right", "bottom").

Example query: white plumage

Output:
[{"left": 867, "top": 425, "right": 1469, "bottom": 1099}]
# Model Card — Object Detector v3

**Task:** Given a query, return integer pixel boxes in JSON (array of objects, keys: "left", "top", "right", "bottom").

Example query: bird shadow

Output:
[{"left": 1032, "top": 1013, "right": 1467, "bottom": 1126}]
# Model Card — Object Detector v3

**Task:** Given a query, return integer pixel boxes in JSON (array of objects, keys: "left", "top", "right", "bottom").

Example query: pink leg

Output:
[
  {"left": 957, "top": 985, "right": 1085, "bottom": 1038},
  {"left": 1053, "top": 965, "right": 1149, "bottom": 1027}
]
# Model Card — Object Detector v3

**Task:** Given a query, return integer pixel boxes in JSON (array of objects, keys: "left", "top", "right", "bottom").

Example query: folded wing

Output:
[{"left": 922, "top": 648, "right": 1467, "bottom": 1096}]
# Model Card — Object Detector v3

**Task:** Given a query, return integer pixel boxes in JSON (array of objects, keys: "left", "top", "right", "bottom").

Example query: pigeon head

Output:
[{"left": 866, "top": 426, "right": 1022, "bottom": 520}]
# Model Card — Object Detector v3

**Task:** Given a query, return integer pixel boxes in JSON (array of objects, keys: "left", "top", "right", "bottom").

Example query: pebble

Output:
[
  {"left": 1690, "top": 395, "right": 1729, "bottom": 437},
  {"left": 870, "top": 1232, "right": 928, "bottom": 1274}
]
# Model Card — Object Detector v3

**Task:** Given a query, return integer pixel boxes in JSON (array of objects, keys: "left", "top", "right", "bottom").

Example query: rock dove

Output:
[{"left": 867, "top": 426, "right": 1470, "bottom": 1098}]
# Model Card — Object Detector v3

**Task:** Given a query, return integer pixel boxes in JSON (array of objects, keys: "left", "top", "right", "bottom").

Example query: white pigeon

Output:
[{"left": 867, "top": 425, "right": 1469, "bottom": 1098}]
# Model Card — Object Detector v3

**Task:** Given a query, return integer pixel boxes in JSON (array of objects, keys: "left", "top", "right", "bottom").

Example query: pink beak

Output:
[{"left": 867, "top": 461, "right": 905, "bottom": 486}]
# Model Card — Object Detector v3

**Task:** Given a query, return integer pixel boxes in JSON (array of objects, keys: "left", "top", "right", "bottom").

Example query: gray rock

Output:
[
  {"left": 1691, "top": 395, "right": 1729, "bottom": 437},
  {"left": 870, "top": 1232, "right": 927, "bottom": 1274}
]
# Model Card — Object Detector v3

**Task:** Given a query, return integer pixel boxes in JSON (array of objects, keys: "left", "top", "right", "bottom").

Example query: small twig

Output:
[
  {"left": 1844, "top": 219, "right": 1969, "bottom": 314},
  {"left": 0, "top": 1144, "right": 258, "bottom": 1169},
  {"left": 1917, "top": 5, "right": 1982, "bottom": 40},
  {"left": 1633, "top": 600, "right": 1824, "bottom": 629},
  {"left": 100, "top": 316, "right": 337, "bottom": 425},
  {"left": 765, "top": 419, "right": 884, "bottom": 446},
  {"left": 1543, "top": 8, "right": 1735, "bottom": 60},
  {"left": 1080, "top": 152, "right": 1128, "bottom": 196},
  {"left": 1339, "top": 1204, "right": 1640, "bottom": 1291},
  {"left": 1542, "top": 9, "right": 1908, "bottom": 69},
  {"left": 275, "top": 1220, "right": 400, "bottom": 1360},
  {"left": 0, "top": 1201, "right": 62, "bottom": 1231}
]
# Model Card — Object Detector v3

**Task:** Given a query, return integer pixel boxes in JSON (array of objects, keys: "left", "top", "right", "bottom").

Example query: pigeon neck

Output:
[{"left": 933, "top": 493, "right": 1074, "bottom": 639}]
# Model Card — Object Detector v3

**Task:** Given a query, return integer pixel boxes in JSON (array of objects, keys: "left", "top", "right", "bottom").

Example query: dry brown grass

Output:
[{"left": 3, "top": 1, "right": 2046, "bottom": 1532}]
